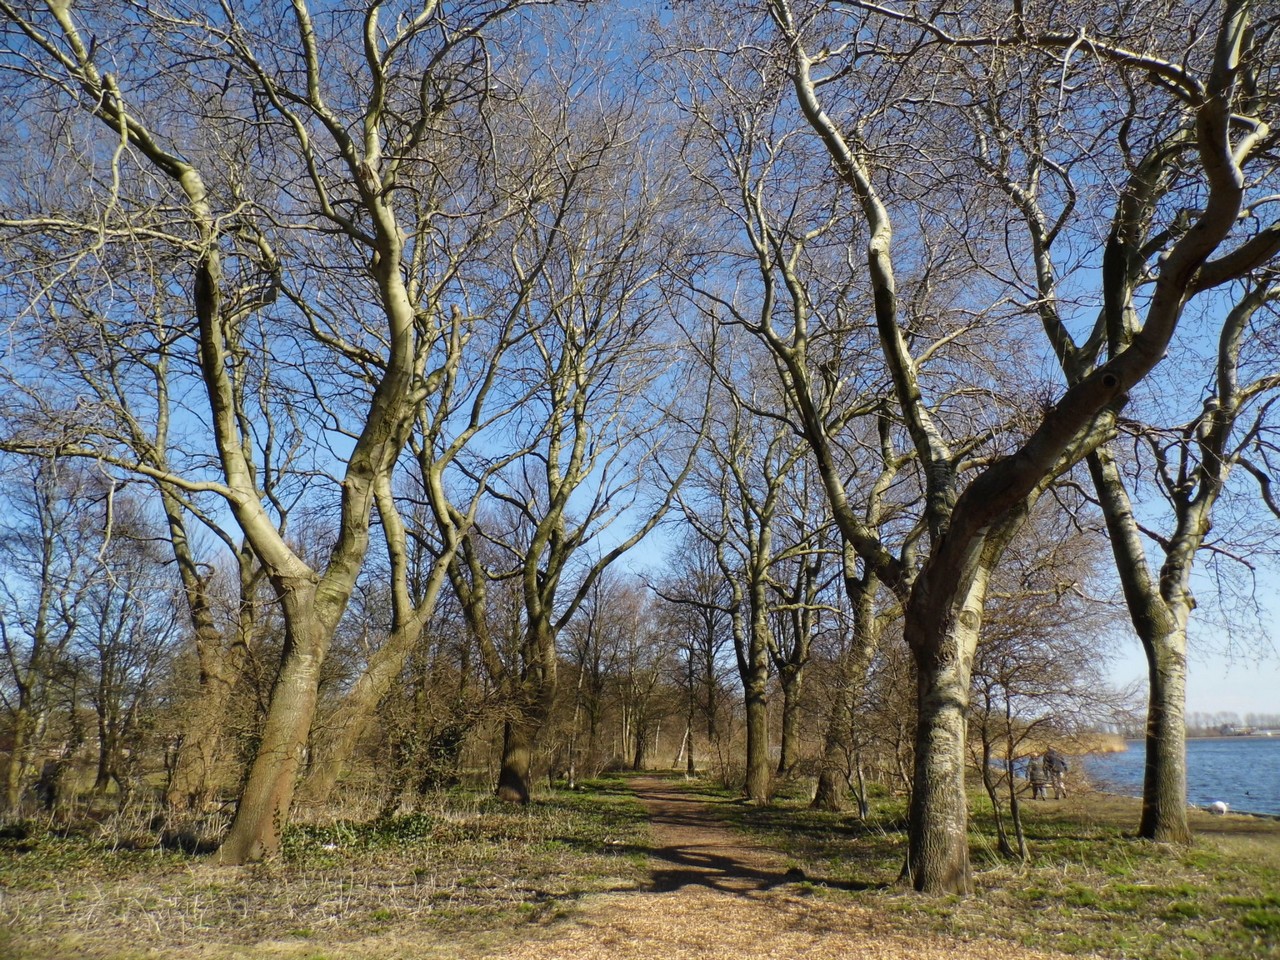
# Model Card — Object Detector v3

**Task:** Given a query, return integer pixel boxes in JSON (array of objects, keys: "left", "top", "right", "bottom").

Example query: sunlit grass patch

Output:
[{"left": 703, "top": 780, "right": 1280, "bottom": 960}]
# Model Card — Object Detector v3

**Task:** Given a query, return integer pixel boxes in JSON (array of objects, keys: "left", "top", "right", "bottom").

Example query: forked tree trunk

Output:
[{"left": 300, "top": 625, "right": 424, "bottom": 805}]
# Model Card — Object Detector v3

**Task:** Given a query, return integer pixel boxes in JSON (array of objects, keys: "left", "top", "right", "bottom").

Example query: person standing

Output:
[
  {"left": 1027, "top": 754, "right": 1048, "bottom": 800},
  {"left": 1044, "top": 747, "right": 1069, "bottom": 799}
]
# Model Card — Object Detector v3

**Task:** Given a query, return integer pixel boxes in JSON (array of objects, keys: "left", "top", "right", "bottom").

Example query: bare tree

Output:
[
  {"left": 444, "top": 84, "right": 700, "bottom": 802},
  {"left": 1085, "top": 280, "right": 1280, "bottom": 841},
  {"left": 0, "top": 1, "right": 565, "bottom": 861},
  {"left": 653, "top": 534, "right": 737, "bottom": 778},
  {"left": 676, "top": 347, "right": 813, "bottom": 803},
  {"left": 652, "top": 0, "right": 1280, "bottom": 891},
  {"left": 0, "top": 457, "right": 98, "bottom": 811},
  {"left": 76, "top": 497, "right": 183, "bottom": 800},
  {"left": 968, "top": 502, "right": 1129, "bottom": 859}
]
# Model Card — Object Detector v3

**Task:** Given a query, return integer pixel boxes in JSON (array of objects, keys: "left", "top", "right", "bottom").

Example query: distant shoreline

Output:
[{"left": 1100, "top": 733, "right": 1277, "bottom": 749}]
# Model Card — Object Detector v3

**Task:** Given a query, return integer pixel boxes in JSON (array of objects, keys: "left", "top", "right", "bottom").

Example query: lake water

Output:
[{"left": 1083, "top": 737, "right": 1280, "bottom": 817}]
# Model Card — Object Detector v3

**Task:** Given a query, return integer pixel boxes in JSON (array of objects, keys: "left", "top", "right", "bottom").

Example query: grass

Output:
[
  {"left": 4, "top": 773, "right": 1278, "bottom": 960},
  {"left": 0, "top": 777, "right": 650, "bottom": 960},
  {"left": 704, "top": 777, "right": 1280, "bottom": 960}
]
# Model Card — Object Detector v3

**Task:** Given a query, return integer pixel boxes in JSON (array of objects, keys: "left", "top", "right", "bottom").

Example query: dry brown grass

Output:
[{"left": 0, "top": 783, "right": 648, "bottom": 960}]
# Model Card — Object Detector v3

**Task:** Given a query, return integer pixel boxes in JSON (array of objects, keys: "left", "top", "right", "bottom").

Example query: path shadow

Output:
[{"left": 631, "top": 782, "right": 882, "bottom": 897}]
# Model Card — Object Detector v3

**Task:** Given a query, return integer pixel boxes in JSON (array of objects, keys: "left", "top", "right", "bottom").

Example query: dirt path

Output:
[{"left": 471, "top": 777, "right": 1072, "bottom": 960}]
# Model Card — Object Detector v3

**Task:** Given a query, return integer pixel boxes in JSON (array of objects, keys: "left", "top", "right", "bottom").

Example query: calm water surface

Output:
[{"left": 1084, "top": 737, "right": 1280, "bottom": 816}]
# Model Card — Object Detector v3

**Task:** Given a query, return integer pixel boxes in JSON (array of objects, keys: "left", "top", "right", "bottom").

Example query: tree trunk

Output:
[
  {"left": 979, "top": 740, "right": 1016, "bottom": 859},
  {"left": 812, "top": 681, "right": 851, "bottom": 812},
  {"left": 815, "top": 568, "right": 880, "bottom": 811},
  {"left": 743, "top": 667, "right": 770, "bottom": 804},
  {"left": 496, "top": 715, "right": 539, "bottom": 804},
  {"left": 93, "top": 710, "right": 113, "bottom": 792},
  {"left": 632, "top": 719, "right": 648, "bottom": 772},
  {"left": 904, "top": 569, "right": 990, "bottom": 894},
  {"left": 215, "top": 613, "right": 327, "bottom": 864},
  {"left": 907, "top": 661, "right": 973, "bottom": 894},
  {"left": 165, "top": 665, "right": 240, "bottom": 810},
  {"left": 1005, "top": 756, "right": 1028, "bottom": 860},
  {"left": 1088, "top": 448, "right": 1192, "bottom": 844},
  {"left": 1140, "top": 632, "right": 1191, "bottom": 842},
  {"left": 776, "top": 668, "right": 801, "bottom": 777},
  {"left": 299, "top": 624, "right": 423, "bottom": 805},
  {"left": 163, "top": 503, "right": 253, "bottom": 811},
  {"left": 3, "top": 702, "right": 35, "bottom": 812}
]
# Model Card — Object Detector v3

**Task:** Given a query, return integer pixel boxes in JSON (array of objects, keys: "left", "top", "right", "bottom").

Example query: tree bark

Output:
[
  {"left": 299, "top": 618, "right": 434, "bottom": 805},
  {"left": 903, "top": 564, "right": 993, "bottom": 894},
  {"left": 906, "top": 654, "right": 974, "bottom": 894},
  {"left": 3, "top": 705, "right": 34, "bottom": 812},
  {"left": 496, "top": 713, "right": 540, "bottom": 804},
  {"left": 775, "top": 667, "right": 801, "bottom": 777},
  {"left": 1088, "top": 448, "right": 1192, "bottom": 843},
  {"left": 1140, "top": 632, "right": 1191, "bottom": 842},
  {"left": 743, "top": 661, "right": 771, "bottom": 804},
  {"left": 812, "top": 687, "right": 851, "bottom": 812},
  {"left": 215, "top": 605, "right": 328, "bottom": 864}
]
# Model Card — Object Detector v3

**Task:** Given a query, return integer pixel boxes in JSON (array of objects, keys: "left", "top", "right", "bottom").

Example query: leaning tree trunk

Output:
[
  {"left": 1140, "top": 629, "right": 1191, "bottom": 842},
  {"left": 299, "top": 623, "right": 424, "bottom": 805},
  {"left": 978, "top": 738, "right": 1016, "bottom": 859},
  {"left": 215, "top": 608, "right": 329, "bottom": 864}
]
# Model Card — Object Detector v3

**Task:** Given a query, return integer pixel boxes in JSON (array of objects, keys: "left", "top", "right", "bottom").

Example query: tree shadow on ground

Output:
[{"left": 645, "top": 841, "right": 883, "bottom": 896}]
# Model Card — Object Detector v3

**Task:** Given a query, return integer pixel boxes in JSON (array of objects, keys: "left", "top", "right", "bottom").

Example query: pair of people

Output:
[{"left": 1027, "top": 748, "right": 1068, "bottom": 800}]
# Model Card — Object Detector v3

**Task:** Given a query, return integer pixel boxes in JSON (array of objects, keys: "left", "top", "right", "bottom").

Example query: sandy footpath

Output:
[{"left": 468, "top": 777, "right": 1078, "bottom": 960}]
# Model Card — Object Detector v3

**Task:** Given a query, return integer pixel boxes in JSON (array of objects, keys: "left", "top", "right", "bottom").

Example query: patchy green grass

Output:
[
  {"left": 704, "top": 779, "right": 1280, "bottom": 960},
  {"left": 0, "top": 779, "right": 649, "bottom": 960}
]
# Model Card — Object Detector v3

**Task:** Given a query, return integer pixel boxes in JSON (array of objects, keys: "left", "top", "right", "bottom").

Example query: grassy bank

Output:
[
  {"left": 0, "top": 779, "right": 649, "bottom": 960},
  {"left": 710, "top": 779, "right": 1280, "bottom": 960}
]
